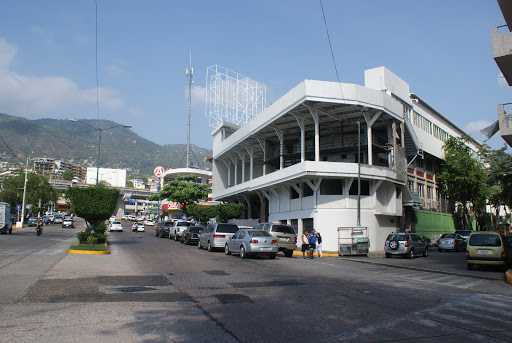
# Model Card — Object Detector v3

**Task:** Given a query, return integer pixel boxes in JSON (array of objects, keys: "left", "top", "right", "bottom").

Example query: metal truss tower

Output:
[{"left": 205, "top": 65, "right": 266, "bottom": 128}]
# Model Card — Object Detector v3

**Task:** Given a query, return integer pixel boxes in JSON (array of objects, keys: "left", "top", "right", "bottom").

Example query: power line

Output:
[
  {"left": 319, "top": 0, "right": 344, "bottom": 99},
  {"left": 0, "top": 133, "right": 22, "bottom": 163}
]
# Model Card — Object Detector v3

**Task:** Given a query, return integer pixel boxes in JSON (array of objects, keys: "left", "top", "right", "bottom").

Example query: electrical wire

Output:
[
  {"left": 319, "top": 0, "right": 344, "bottom": 100},
  {"left": 0, "top": 133, "right": 22, "bottom": 163}
]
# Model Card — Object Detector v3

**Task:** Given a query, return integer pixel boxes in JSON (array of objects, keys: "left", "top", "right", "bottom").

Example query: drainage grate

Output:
[
  {"left": 117, "top": 286, "right": 158, "bottom": 293},
  {"left": 204, "top": 270, "right": 230, "bottom": 276},
  {"left": 214, "top": 294, "right": 253, "bottom": 304},
  {"left": 229, "top": 280, "right": 304, "bottom": 288}
]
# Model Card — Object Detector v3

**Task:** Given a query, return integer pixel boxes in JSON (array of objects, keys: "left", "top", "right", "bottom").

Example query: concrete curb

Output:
[
  {"left": 292, "top": 250, "right": 338, "bottom": 257},
  {"left": 506, "top": 269, "right": 512, "bottom": 285},
  {"left": 68, "top": 242, "right": 110, "bottom": 255}
]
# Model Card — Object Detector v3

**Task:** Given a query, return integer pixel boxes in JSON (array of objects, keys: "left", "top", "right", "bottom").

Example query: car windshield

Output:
[
  {"left": 177, "top": 222, "right": 192, "bottom": 227},
  {"left": 248, "top": 230, "right": 272, "bottom": 237},
  {"left": 217, "top": 224, "right": 239, "bottom": 233},
  {"left": 112, "top": 221, "right": 121, "bottom": 225},
  {"left": 456, "top": 230, "right": 473, "bottom": 236},
  {"left": 188, "top": 227, "right": 203, "bottom": 233},
  {"left": 441, "top": 234, "right": 456, "bottom": 238},
  {"left": 164, "top": 221, "right": 173, "bottom": 226},
  {"left": 469, "top": 234, "right": 502, "bottom": 247},
  {"left": 271, "top": 225, "right": 295, "bottom": 234},
  {"left": 387, "top": 234, "right": 407, "bottom": 241}
]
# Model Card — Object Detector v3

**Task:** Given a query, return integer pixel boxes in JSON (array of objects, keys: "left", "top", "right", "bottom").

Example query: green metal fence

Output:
[{"left": 415, "top": 210, "right": 455, "bottom": 238}]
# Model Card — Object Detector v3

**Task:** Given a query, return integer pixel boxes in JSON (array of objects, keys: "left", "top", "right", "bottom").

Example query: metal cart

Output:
[{"left": 338, "top": 227, "right": 369, "bottom": 256}]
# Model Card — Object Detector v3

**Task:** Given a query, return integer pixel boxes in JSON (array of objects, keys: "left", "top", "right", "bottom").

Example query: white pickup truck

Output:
[
  {"left": 0, "top": 202, "right": 12, "bottom": 234},
  {"left": 169, "top": 221, "right": 193, "bottom": 241}
]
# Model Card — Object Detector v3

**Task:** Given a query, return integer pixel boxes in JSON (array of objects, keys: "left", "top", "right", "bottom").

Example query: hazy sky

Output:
[{"left": 0, "top": 1, "right": 509, "bottom": 150}]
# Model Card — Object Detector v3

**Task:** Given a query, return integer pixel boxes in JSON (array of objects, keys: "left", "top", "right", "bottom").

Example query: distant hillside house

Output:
[
  {"left": 132, "top": 179, "right": 145, "bottom": 189},
  {"left": 211, "top": 67, "right": 480, "bottom": 254}
]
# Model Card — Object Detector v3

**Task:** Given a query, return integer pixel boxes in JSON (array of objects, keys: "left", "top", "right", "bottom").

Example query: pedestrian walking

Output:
[
  {"left": 131, "top": 223, "right": 141, "bottom": 238},
  {"left": 309, "top": 229, "right": 318, "bottom": 259},
  {"left": 301, "top": 230, "right": 310, "bottom": 259},
  {"left": 315, "top": 232, "right": 323, "bottom": 258}
]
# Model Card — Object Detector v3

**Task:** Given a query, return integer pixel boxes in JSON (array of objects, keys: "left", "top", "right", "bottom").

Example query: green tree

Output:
[
  {"left": 149, "top": 174, "right": 210, "bottom": 206},
  {"left": 478, "top": 144, "right": 512, "bottom": 229},
  {"left": 62, "top": 170, "right": 74, "bottom": 181},
  {"left": 186, "top": 204, "right": 217, "bottom": 223},
  {"left": 0, "top": 170, "right": 58, "bottom": 211},
  {"left": 214, "top": 203, "right": 245, "bottom": 223},
  {"left": 437, "top": 136, "right": 488, "bottom": 230},
  {"left": 66, "top": 185, "right": 120, "bottom": 228}
]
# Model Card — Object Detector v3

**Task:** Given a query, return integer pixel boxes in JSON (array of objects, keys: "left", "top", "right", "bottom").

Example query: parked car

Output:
[
  {"left": 53, "top": 215, "right": 63, "bottom": 224},
  {"left": 109, "top": 221, "right": 123, "bottom": 232},
  {"left": 225, "top": 229, "right": 278, "bottom": 259},
  {"left": 144, "top": 219, "right": 155, "bottom": 226},
  {"left": 466, "top": 231, "right": 512, "bottom": 270},
  {"left": 180, "top": 226, "right": 203, "bottom": 245},
  {"left": 42, "top": 216, "right": 51, "bottom": 225},
  {"left": 62, "top": 218, "right": 74, "bottom": 228},
  {"left": 384, "top": 233, "right": 429, "bottom": 259},
  {"left": 109, "top": 216, "right": 116, "bottom": 223},
  {"left": 155, "top": 221, "right": 173, "bottom": 238},
  {"left": 170, "top": 221, "right": 193, "bottom": 241},
  {"left": 438, "top": 233, "right": 466, "bottom": 252},
  {"left": 28, "top": 217, "right": 39, "bottom": 227},
  {"left": 253, "top": 223, "right": 297, "bottom": 257},
  {"left": 198, "top": 223, "right": 239, "bottom": 251},
  {"left": 132, "top": 222, "right": 145, "bottom": 232},
  {"left": 455, "top": 229, "right": 473, "bottom": 241}
]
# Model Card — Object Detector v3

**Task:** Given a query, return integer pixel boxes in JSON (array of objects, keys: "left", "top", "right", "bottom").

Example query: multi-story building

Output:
[
  {"left": 486, "top": 0, "right": 512, "bottom": 145},
  {"left": 86, "top": 167, "right": 127, "bottom": 187},
  {"left": 211, "top": 67, "right": 479, "bottom": 254}
]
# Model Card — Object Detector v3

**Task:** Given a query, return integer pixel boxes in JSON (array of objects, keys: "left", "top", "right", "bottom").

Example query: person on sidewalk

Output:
[
  {"left": 301, "top": 230, "right": 310, "bottom": 259},
  {"left": 315, "top": 232, "right": 323, "bottom": 258},
  {"left": 309, "top": 229, "right": 317, "bottom": 259},
  {"left": 131, "top": 223, "right": 141, "bottom": 238}
]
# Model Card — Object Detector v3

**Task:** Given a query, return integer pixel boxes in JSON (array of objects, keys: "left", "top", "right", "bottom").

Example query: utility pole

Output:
[
  {"left": 186, "top": 52, "right": 193, "bottom": 168},
  {"left": 18, "top": 157, "right": 29, "bottom": 227}
]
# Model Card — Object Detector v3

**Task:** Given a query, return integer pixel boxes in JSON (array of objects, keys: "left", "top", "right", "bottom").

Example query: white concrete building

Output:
[
  {"left": 211, "top": 67, "right": 479, "bottom": 254},
  {"left": 86, "top": 167, "right": 126, "bottom": 187},
  {"left": 132, "top": 179, "right": 145, "bottom": 189}
]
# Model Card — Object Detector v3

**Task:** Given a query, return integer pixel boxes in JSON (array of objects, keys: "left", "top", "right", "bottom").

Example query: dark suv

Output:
[
  {"left": 155, "top": 221, "right": 173, "bottom": 238},
  {"left": 384, "top": 233, "right": 429, "bottom": 259}
]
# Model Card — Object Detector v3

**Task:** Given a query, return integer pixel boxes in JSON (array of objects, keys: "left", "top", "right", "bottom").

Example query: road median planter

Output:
[{"left": 68, "top": 242, "right": 110, "bottom": 255}]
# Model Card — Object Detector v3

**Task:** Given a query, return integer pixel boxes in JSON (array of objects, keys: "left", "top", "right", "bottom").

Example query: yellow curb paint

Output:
[
  {"left": 68, "top": 249, "right": 110, "bottom": 255},
  {"left": 506, "top": 269, "right": 512, "bottom": 285},
  {"left": 292, "top": 250, "right": 338, "bottom": 257}
]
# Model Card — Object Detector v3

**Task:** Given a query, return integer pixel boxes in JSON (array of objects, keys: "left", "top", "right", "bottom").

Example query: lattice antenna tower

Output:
[{"left": 205, "top": 65, "right": 266, "bottom": 128}]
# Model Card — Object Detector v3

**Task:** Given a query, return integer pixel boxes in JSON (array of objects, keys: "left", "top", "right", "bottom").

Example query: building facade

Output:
[
  {"left": 211, "top": 67, "right": 479, "bottom": 254},
  {"left": 86, "top": 167, "right": 127, "bottom": 187}
]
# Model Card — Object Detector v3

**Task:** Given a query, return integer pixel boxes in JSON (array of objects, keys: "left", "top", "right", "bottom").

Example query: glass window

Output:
[
  {"left": 216, "top": 224, "right": 239, "bottom": 233},
  {"left": 469, "top": 234, "right": 502, "bottom": 247},
  {"left": 320, "top": 179, "right": 343, "bottom": 195},
  {"left": 271, "top": 225, "right": 295, "bottom": 234},
  {"left": 349, "top": 180, "right": 370, "bottom": 196},
  {"left": 248, "top": 230, "right": 272, "bottom": 237}
]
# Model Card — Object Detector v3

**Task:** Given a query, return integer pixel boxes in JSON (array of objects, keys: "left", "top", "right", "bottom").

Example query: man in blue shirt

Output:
[{"left": 309, "top": 229, "right": 317, "bottom": 259}]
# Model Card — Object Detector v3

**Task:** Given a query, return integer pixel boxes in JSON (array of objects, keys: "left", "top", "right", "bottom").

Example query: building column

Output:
[
  {"left": 231, "top": 157, "right": 238, "bottom": 186},
  {"left": 294, "top": 115, "right": 305, "bottom": 162},
  {"left": 223, "top": 160, "right": 231, "bottom": 187},
  {"left": 257, "top": 138, "right": 266, "bottom": 176},
  {"left": 238, "top": 152, "right": 245, "bottom": 183},
  {"left": 245, "top": 147, "right": 253, "bottom": 181},
  {"left": 274, "top": 128, "right": 284, "bottom": 170},
  {"left": 363, "top": 111, "right": 382, "bottom": 166}
]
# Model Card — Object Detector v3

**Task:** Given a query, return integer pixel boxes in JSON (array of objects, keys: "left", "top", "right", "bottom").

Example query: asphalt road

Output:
[{"left": 0, "top": 220, "right": 511, "bottom": 343}]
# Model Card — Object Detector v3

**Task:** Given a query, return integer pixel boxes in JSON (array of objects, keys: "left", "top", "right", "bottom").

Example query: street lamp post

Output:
[
  {"left": 69, "top": 119, "right": 131, "bottom": 186},
  {"left": 357, "top": 106, "right": 369, "bottom": 228}
]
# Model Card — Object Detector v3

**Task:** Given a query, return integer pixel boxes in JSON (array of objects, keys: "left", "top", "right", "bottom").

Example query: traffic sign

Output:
[{"left": 154, "top": 166, "right": 164, "bottom": 177}]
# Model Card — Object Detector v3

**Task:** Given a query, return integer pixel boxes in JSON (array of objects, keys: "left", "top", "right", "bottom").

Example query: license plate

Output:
[
  {"left": 260, "top": 247, "right": 271, "bottom": 251},
  {"left": 477, "top": 250, "right": 490, "bottom": 255},
  {"left": 278, "top": 237, "right": 288, "bottom": 242}
]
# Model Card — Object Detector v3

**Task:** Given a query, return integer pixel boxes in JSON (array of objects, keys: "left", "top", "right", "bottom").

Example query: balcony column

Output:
[
  {"left": 223, "top": 160, "right": 231, "bottom": 187},
  {"left": 237, "top": 152, "right": 246, "bottom": 183},
  {"left": 245, "top": 147, "right": 253, "bottom": 181},
  {"left": 274, "top": 128, "right": 284, "bottom": 170},
  {"left": 230, "top": 156, "right": 238, "bottom": 186},
  {"left": 363, "top": 111, "right": 382, "bottom": 165},
  {"left": 257, "top": 138, "right": 266, "bottom": 176},
  {"left": 294, "top": 115, "right": 305, "bottom": 162},
  {"left": 308, "top": 108, "right": 320, "bottom": 162}
]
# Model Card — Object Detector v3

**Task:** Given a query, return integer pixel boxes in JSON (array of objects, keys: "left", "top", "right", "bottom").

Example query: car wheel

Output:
[
  {"left": 225, "top": 244, "right": 231, "bottom": 255},
  {"left": 240, "top": 245, "right": 247, "bottom": 259},
  {"left": 284, "top": 250, "right": 293, "bottom": 258},
  {"left": 207, "top": 241, "right": 214, "bottom": 252},
  {"left": 175, "top": 234, "right": 179, "bottom": 241},
  {"left": 198, "top": 241, "right": 203, "bottom": 249},
  {"left": 423, "top": 247, "right": 429, "bottom": 257},
  {"left": 385, "top": 253, "right": 391, "bottom": 258},
  {"left": 156, "top": 231, "right": 159, "bottom": 237},
  {"left": 407, "top": 249, "right": 415, "bottom": 259},
  {"left": 269, "top": 253, "right": 276, "bottom": 259},
  {"left": 438, "top": 248, "right": 443, "bottom": 252},
  {"left": 467, "top": 263, "right": 473, "bottom": 270}
]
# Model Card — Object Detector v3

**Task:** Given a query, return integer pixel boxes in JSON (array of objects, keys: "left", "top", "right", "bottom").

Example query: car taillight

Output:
[
  {"left": 189, "top": 233, "right": 194, "bottom": 237},
  {"left": 213, "top": 234, "right": 225, "bottom": 238},
  {"left": 451, "top": 240, "right": 455, "bottom": 244},
  {"left": 294, "top": 237, "right": 297, "bottom": 244},
  {"left": 384, "top": 242, "right": 386, "bottom": 247},
  {"left": 272, "top": 240, "right": 277, "bottom": 245},
  {"left": 404, "top": 242, "right": 408, "bottom": 247},
  {"left": 250, "top": 239, "right": 259, "bottom": 244},
  {"left": 502, "top": 251, "right": 505, "bottom": 259},
  {"left": 466, "top": 251, "right": 469, "bottom": 257}
]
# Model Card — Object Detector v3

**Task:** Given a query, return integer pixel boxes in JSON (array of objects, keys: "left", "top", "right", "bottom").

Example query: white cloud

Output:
[
  {"left": 106, "top": 64, "right": 127, "bottom": 78},
  {"left": 184, "top": 85, "right": 207, "bottom": 110},
  {"left": 0, "top": 37, "right": 125, "bottom": 118},
  {"left": 464, "top": 120, "right": 492, "bottom": 136}
]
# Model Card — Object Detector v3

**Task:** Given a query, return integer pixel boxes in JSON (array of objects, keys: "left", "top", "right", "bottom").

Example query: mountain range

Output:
[{"left": 0, "top": 113, "right": 213, "bottom": 177}]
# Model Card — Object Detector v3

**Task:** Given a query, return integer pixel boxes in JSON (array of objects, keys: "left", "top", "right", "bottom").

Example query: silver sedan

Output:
[
  {"left": 438, "top": 233, "right": 466, "bottom": 252},
  {"left": 225, "top": 229, "right": 278, "bottom": 259}
]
